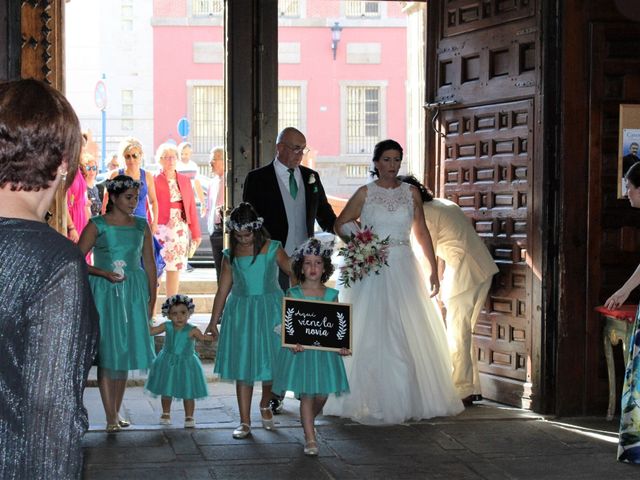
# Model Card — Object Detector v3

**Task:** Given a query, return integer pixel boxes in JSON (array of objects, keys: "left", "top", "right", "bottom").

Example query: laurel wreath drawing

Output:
[
  {"left": 336, "top": 312, "right": 347, "bottom": 340},
  {"left": 284, "top": 308, "right": 295, "bottom": 336}
]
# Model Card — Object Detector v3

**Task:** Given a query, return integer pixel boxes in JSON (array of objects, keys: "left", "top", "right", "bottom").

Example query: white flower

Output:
[{"left": 308, "top": 173, "right": 316, "bottom": 184}]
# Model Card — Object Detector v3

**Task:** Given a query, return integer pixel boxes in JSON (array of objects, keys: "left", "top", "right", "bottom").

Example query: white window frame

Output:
[
  {"left": 121, "top": 2, "right": 133, "bottom": 31},
  {"left": 186, "top": 80, "right": 225, "bottom": 159},
  {"left": 343, "top": 1, "right": 383, "bottom": 19},
  {"left": 278, "top": 0, "right": 303, "bottom": 18},
  {"left": 278, "top": 80, "right": 307, "bottom": 135},
  {"left": 190, "top": 0, "right": 224, "bottom": 17},
  {"left": 121, "top": 89, "right": 133, "bottom": 131},
  {"left": 340, "top": 81, "right": 387, "bottom": 155}
]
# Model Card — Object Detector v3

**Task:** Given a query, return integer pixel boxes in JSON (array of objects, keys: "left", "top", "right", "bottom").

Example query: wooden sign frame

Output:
[
  {"left": 618, "top": 104, "right": 640, "bottom": 198},
  {"left": 281, "top": 297, "right": 352, "bottom": 352}
]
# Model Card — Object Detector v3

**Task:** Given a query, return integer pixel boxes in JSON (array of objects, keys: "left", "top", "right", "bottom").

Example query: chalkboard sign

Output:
[{"left": 281, "top": 297, "right": 352, "bottom": 352}]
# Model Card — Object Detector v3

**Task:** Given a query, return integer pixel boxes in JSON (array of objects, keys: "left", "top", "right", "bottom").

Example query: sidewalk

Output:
[{"left": 82, "top": 382, "right": 638, "bottom": 479}]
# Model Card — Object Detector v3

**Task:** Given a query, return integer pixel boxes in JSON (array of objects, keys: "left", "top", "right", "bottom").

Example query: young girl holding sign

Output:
[
  {"left": 272, "top": 237, "right": 350, "bottom": 456},
  {"left": 205, "top": 202, "right": 291, "bottom": 439}
]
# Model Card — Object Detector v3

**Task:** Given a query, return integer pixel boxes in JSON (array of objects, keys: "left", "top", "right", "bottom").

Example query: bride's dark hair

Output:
[{"left": 370, "top": 139, "right": 403, "bottom": 178}]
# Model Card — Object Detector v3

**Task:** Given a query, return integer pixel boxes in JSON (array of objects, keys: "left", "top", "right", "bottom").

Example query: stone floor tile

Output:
[
  {"left": 199, "top": 442, "right": 307, "bottom": 461},
  {"left": 207, "top": 461, "right": 333, "bottom": 479},
  {"left": 193, "top": 426, "right": 304, "bottom": 446},
  {"left": 491, "top": 452, "right": 638, "bottom": 479}
]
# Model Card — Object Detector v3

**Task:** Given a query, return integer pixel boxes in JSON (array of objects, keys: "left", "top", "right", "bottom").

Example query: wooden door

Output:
[
  {"left": 428, "top": 0, "right": 541, "bottom": 407},
  {"left": 18, "top": 0, "right": 66, "bottom": 234}
]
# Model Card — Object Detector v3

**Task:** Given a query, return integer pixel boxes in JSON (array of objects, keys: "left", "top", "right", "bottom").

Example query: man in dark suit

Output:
[
  {"left": 243, "top": 127, "right": 336, "bottom": 285},
  {"left": 623, "top": 142, "right": 640, "bottom": 177},
  {"left": 243, "top": 126, "right": 336, "bottom": 413}
]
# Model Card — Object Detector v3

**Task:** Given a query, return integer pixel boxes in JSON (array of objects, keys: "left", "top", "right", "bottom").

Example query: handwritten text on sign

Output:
[{"left": 281, "top": 297, "right": 352, "bottom": 352}]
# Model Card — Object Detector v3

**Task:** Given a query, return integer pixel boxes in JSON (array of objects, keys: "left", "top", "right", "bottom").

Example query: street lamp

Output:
[{"left": 331, "top": 21, "right": 343, "bottom": 60}]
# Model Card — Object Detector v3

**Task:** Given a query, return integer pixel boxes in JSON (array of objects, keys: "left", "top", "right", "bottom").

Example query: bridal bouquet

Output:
[{"left": 338, "top": 225, "right": 390, "bottom": 288}]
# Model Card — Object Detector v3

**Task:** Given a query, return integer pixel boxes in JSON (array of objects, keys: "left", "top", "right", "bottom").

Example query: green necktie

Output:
[{"left": 288, "top": 168, "right": 298, "bottom": 199}]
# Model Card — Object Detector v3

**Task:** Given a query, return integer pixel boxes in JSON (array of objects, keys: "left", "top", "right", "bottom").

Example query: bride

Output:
[{"left": 323, "top": 139, "right": 463, "bottom": 424}]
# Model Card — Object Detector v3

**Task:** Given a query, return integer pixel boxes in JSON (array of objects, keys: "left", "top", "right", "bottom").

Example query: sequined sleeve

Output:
[
  {"left": 20, "top": 258, "right": 98, "bottom": 479},
  {"left": 0, "top": 250, "right": 98, "bottom": 479}
]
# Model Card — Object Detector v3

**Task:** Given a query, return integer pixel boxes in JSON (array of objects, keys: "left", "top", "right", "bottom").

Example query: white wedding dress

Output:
[{"left": 324, "top": 182, "right": 464, "bottom": 424}]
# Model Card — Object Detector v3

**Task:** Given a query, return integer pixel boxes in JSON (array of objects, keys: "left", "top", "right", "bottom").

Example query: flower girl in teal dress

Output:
[
  {"left": 78, "top": 175, "right": 157, "bottom": 433},
  {"left": 272, "top": 236, "right": 351, "bottom": 456},
  {"left": 205, "top": 202, "right": 292, "bottom": 439},
  {"left": 146, "top": 294, "right": 210, "bottom": 428}
]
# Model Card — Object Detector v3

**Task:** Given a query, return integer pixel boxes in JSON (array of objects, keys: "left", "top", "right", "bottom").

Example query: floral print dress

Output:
[
  {"left": 618, "top": 311, "right": 640, "bottom": 463},
  {"left": 156, "top": 179, "right": 189, "bottom": 271}
]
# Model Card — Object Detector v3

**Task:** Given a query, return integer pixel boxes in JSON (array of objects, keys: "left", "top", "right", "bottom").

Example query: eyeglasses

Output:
[
  {"left": 281, "top": 143, "right": 310, "bottom": 155},
  {"left": 85, "top": 165, "right": 98, "bottom": 171},
  {"left": 124, "top": 153, "right": 140, "bottom": 160}
]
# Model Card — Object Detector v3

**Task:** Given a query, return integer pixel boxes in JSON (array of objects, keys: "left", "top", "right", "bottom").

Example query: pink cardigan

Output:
[{"left": 154, "top": 171, "right": 201, "bottom": 239}]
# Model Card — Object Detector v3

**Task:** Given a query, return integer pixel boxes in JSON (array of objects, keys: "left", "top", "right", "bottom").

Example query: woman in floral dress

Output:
[
  {"left": 605, "top": 161, "right": 640, "bottom": 464},
  {"left": 154, "top": 143, "right": 201, "bottom": 296}
]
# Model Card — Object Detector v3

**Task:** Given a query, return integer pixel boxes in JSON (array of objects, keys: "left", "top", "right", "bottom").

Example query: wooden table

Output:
[{"left": 595, "top": 304, "right": 636, "bottom": 420}]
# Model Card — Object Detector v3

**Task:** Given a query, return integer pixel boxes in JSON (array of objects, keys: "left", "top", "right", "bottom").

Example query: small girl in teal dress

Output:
[
  {"left": 78, "top": 175, "right": 157, "bottom": 433},
  {"left": 272, "top": 236, "right": 351, "bottom": 456},
  {"left": 146, "top": 294, "right": 210, "bottom": 428},
  {"left": 205, "top": 202, "right": 291, "bottom": 439}
]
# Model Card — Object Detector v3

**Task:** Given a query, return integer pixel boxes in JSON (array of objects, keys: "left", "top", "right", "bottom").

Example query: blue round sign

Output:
[{"left": 177, "top": 117, "right": 190, "bottom": 138}]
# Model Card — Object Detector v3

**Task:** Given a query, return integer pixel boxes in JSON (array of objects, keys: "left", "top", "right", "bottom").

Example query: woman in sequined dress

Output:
[{"left": 0, "top": 79, "right": 99, "bottom": 480}]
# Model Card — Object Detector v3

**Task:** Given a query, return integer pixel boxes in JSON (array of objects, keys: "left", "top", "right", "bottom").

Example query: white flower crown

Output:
[
  {"left": 161, "top": 294, "right": 195, "bottom": 317},
  {"left": 106, "top": 178, "right": 140, "bottom": 192},
  {"left": 293, "top": 234, "right": 335, "bottom": 261},
  {"left": 225, "top": 217, "right": 264, "bottom": 232}
]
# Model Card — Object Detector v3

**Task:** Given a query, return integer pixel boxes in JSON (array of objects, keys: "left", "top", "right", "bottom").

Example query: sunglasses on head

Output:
[
  {"left": 124, "top": 153, "right": 140, "bottom": 160},
  {"left": 85, "top": 165, "right": 98, "bottom": 171}
]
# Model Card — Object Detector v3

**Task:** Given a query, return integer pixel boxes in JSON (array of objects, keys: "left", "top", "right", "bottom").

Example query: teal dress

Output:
[
  {"left": 214, "top": 240, "right": 283, "bottom": 383},
  {"left": 145, "top": 322, "right": 208, "bottom": 400},
  {"left": 618, "top": 309, "right": 640, "bottom": 463},
  {"left": 272, "top": 286, "right": 350, "bottom": 397},
  {"left": 89, "top": 216, "right": 155, "bottom": 375}
]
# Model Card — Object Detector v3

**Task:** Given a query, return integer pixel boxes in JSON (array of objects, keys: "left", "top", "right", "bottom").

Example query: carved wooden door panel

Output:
[
  {"left": 438, "top": 101, "right": 533, "bottom": 406},
  {"left": 20, "top": 0, "right": 66, "bottom": 233},
  {"left": 429, "top": 0, "right": 541, "bottom": 407}
]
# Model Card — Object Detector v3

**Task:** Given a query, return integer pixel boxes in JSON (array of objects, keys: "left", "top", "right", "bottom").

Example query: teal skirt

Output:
[
  {"left": 89, "top": 269, "right": 155, "bottom": 374},
  {"left": 214, "top": 291, "right": 282, "bottom": 383},
  {"left": 145, "top": 351, "right": 208, "bottom": 400},
  {"left": 272, "top": 344, "right": 350, "bottom": 397}
]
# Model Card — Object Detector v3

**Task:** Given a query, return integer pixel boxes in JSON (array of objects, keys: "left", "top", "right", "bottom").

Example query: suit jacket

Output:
[
  {"left": 423, "top": 198, "right": 498, "bottom": 299},
  {"left": 243, "top": 161, "right": 336, "bottom": 244},
  {"left": 154, "top": 171, "right": 201, "bottom": 239}
]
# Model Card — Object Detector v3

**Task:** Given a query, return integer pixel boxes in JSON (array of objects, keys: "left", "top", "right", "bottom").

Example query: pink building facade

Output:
[{"left": 152, "top": 0, "right": 408, "bottom": 197}]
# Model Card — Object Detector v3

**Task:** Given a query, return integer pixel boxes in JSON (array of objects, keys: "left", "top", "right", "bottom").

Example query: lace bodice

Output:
[{"left": 360, "top": 182, "right": 414, "bottom": 243}]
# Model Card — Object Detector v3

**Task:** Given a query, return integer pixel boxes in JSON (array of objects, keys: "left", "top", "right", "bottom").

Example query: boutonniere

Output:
[{"left": 308, "top": 173, "right": 316, "bottom": 185}]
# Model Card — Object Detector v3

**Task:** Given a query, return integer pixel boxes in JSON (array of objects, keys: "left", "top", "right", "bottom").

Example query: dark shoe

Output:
[
  {"left": 462, "top": 395, "right": 475, "bottom": 407},
  {"left": 186, "top": 263, "right": 194, "bottom": 272},
  {"left": 269, "top": 397, "right": 284, "bottom": 415}
]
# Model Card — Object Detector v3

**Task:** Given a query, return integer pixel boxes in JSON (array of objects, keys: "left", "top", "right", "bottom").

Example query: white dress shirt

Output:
[{"left": 274, "top": 158, "right": 303, "bottom": 197}]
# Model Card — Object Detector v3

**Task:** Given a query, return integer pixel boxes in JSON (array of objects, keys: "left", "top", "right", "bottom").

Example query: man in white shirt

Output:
[{"left": 205, "top": 146, "right": 224, "bottom": 281}]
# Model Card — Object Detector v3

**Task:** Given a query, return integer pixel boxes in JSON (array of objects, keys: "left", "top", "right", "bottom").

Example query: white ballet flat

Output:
[
  {"left": 303, "top": 440, "right": 319, "bottom": 456},
  {"left": 260, "top": 406, "right": 275, "bottom": 431},
  {"left": 232, "top": 423, "right": 251, "bottom": 439}
]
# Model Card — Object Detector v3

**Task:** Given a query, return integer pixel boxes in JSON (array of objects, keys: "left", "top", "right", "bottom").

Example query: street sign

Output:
[
  {"left": 177, "top": 117, "right": 190, "bottom": 138},
  {"left": 94, "top": 80, "right": 107, "bottom": 111}
]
